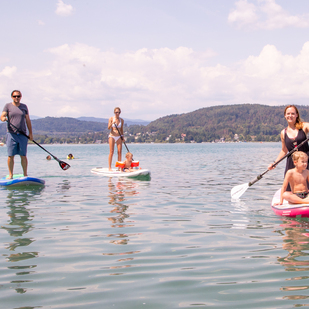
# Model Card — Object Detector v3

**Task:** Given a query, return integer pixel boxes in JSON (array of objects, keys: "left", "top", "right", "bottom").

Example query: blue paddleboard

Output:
[{"left": 0, "top": 174, "right": 45, "bottom": 187}]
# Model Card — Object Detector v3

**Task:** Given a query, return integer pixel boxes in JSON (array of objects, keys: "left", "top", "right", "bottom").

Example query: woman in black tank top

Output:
[{"left": 268, "top": 105, "right": 309, "bottom": 190}]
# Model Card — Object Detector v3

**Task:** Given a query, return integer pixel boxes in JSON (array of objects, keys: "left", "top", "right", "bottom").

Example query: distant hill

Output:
[
  {"left": 29, "top": 115, "right": 150, "bottom": 125},
  {"left": 0, "top": 115, "right": 148, "bottom": 136},
  {"left": 147, "top": 104, "right": 290, "bottom": 128},
  {"left": 77, "top": 116, "right": 150, "bottom": 126},
  {"left": 32, "top": 117, "right": 108, "bottom": 134},
  {"left": 126, "top": 104, "right": 309, "bottom": 142},
  {"left": 0, "top": 117, "right": 109, "bottom": 136},
  {"left": 1, "top": 104, "right": 308, "bottom": 143}
]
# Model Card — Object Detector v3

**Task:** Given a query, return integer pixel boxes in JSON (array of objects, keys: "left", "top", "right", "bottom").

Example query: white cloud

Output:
[
  {"left": 42, "top": 44, "right": 213, "bottom": 118},
  {"left": 0, "top": 66, "right": 18, "bottom": 101},
  {"left": 42, "top": 44, "right": 218, "bottom": 119},
  {"left": 228, "top": 0, "right": 309, "bottom": 29},
  {"left": 1, "top": 43, "right": 309, "bottom": 120},
  {"left": 0, "top": 66, "right": 17, "bottom": 78},
  {"left": 228, "top": 0, "right": 258, "bottom": 29},
  {"left": 239, "top": 42, "right": 309, "bottom": 100},
  {"left": 38, "top": 20, "right": 45, "bottom": 26},
  {"left": 56, "top": 0, "right": 74, "bottom": 17}
]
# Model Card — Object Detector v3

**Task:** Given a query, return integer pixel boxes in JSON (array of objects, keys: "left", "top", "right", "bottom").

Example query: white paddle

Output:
[{"left": 231, "top": 136, "right": 309, "bottom": 199}]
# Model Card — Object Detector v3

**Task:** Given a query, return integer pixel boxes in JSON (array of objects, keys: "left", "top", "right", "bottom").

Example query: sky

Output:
[{"left": 1, "top": 0, "right": 309, "bottom": 121}]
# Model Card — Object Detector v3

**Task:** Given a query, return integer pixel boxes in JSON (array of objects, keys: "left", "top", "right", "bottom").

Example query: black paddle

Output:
[
  {"left": 231, "top": 135, "right": 309, "bottom": 199},
  {"left": 113, "top": 121, "right": 131, "bottom": 154},
  {"left": 7, "top": 121, "right": 70, "bottom": 171}
]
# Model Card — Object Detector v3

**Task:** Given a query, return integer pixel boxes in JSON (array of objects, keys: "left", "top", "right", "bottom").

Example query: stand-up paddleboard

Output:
[
  {"left": 271, "top": 189, "right": 309, "bottom": 217},
  {"left": 0, "top": 174, "right": 45, "bottom": 188},
  {"left": 91, "top": 167, "right": 151, "bottom": 179}
]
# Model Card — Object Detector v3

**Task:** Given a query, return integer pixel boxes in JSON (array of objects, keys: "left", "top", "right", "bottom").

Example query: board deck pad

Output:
[
  {"left": 0, "top": 174, "right": 45, "bottom": 187},
  {"left": 91, "top": 167, "right": 151, "bottom": 179},
  {"left": 271, "top": 188, "right": 309, "bottom": 217}
]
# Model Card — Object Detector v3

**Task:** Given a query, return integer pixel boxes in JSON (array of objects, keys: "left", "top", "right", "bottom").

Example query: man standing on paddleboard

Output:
[{"left": 0, "top": 90, "right": 33, "bottom": 179}]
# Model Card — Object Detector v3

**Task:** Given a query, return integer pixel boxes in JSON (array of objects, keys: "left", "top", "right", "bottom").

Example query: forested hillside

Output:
[
  {"left": 1, "top": 104, "right": 308, "bottom": 143},
  {"left": 77, "top": 117, "right": 150, "bottom": 126},
  {"left": 0, "top": 117, "right": 109, "bottom": 144},
  {"left": 0, "top": 117, "right": 108, "bottom": 135},
  {"left": 125, "top": 104, "right": 309, "bottom": 143}
]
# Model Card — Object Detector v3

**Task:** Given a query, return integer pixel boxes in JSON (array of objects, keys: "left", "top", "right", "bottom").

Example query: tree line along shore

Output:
[{"left": 1, "top": 104, "right": 308, "bottom": 144}]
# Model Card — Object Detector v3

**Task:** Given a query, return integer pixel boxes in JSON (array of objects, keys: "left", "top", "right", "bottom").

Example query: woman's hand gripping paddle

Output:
[
  {"left": 114, "top": 121, "right": 132, "bottom": 156},
  {"left": 7, "top": 121, "right": 70, "bottom": 171},
  {"left": 231, "top": 136, "right": 309, "bottom": 199}
]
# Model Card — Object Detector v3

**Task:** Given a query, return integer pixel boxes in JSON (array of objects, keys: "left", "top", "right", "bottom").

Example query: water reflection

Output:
[
  {"left": 2, "top": 188, "right": 43, "bottom": 294},
  {"left": 106, "top": 178, "right": 140, "bottom": 245},
  {"left": 56, "top": 179, "right": 71, "bottom": 193},
  {"left": 277, "top": 218, "right": 309, "bottom": 302},
  {"left": 278, "top": 219, "right": 309, "bottom": 271}
]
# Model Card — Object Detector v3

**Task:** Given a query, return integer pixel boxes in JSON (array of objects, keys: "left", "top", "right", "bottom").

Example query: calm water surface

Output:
[{"left": 1, "top": 142, "right": 309, "bottom": 309}]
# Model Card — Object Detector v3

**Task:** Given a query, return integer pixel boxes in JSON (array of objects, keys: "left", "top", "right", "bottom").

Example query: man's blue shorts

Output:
[{"left": 6, "top": 132, "right": 28, "bottom": 156}]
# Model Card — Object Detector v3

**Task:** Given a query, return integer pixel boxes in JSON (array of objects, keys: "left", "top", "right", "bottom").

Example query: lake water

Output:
[{"left": 1, "top": 142, "right": 309, "bottom": 309}]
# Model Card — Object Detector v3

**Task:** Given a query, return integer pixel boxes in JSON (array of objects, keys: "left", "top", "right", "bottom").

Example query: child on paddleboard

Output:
[
  {"left": 122, "top": 152, "right": 140, "bottom": 172},
  {"left": 275, "top": 151, "right": 309, "bottom": 205}
]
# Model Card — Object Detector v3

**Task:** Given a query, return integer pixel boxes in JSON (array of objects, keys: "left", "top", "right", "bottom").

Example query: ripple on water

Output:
[{"left": 1, "top": 143, "right": 309, "bottom": 308}]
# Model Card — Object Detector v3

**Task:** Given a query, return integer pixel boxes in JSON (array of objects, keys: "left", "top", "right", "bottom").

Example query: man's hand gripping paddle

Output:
[{"left": 7, "top": 121, "right": 70, "bottom": 171}]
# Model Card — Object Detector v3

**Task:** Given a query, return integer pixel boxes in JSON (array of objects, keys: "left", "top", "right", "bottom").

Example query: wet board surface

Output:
[
  {"left": 91, "top": 167, "right": 151, "bottom": 179},
  {"left": 271, "top": 188, "right": 309, "bottom": 217},
  {"left": 0, "top": 174, "right": 45, "bottom": 187}
]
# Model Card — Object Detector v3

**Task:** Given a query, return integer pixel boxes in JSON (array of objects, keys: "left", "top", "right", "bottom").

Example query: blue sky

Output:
[{"left": 1, "top": 0, "right": 309, "bottom": 120}]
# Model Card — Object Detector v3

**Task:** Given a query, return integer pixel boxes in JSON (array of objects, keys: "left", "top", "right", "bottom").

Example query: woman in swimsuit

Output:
[
  {"left": 268, "top": 105, "right": 309, "bottom": 190},
  {"left": 108, "top": 107, "right": 124, "bottom": 171}
]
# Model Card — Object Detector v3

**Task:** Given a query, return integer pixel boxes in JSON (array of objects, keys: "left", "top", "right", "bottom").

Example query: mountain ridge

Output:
[{"left": 1, "top": 104, "right": 308, "bottom": 143}]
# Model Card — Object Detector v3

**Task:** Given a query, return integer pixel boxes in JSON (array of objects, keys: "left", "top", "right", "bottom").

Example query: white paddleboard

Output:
[{"left": 91, "top": 167, "right": 151, "bottom": 179}]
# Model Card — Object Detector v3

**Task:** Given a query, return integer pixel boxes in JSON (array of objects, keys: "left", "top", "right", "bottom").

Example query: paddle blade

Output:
[
  {"left": 59, "top": 161, "right": 70, "bottom": 170},
  {"left": 231, "top": 183, "right": 249, "bottom": 199}
]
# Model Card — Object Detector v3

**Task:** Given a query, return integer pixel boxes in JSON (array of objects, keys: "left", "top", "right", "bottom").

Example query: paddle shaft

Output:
[
  {"left": 113, "top": 121, "right": 130, "bottom": 153},
  {"left": 248, "top": 135, "right": 309, "bottom": 186},
  {"left": 7, "top": 121, "right": 63, "bottom": 162}
]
